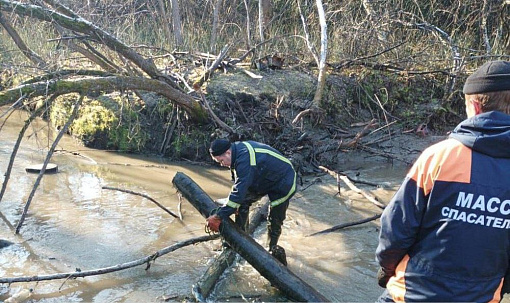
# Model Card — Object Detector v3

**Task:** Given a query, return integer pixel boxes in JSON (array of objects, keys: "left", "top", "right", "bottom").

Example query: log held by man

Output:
[{"left": 171, "top": 172, "right": 329, "bottom": 302}]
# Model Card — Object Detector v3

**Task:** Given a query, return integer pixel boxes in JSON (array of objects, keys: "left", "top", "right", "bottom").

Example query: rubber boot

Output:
[
  {"left": 270, "top": 245, "right": 287, "bottom": 266},
  {"left": 235, "top": 204, "right": 250, "bottom": 232}
]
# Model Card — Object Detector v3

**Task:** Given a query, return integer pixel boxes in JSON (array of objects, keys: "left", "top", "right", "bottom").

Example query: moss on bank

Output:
[{"left": 49, "top": 93, "right": 149, "bottom": 152}]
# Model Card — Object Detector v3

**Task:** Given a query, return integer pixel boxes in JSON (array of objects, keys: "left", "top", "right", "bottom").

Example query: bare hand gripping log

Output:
[{"left": 171, "top": 172, "right": 329, "bottom": 302}]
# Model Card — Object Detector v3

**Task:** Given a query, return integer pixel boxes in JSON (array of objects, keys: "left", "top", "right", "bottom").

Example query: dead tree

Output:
[
  {"left": 0, "top": 0, "right": 210, "bottom": 121},
  {"left": 312, "top": 0, "right": 328, "bottom": 105}
]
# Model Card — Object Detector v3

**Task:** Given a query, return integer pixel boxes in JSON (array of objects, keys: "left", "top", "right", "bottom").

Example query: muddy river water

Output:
[{"left": 0, "top": 110, "right": 419, "bottom": 302}]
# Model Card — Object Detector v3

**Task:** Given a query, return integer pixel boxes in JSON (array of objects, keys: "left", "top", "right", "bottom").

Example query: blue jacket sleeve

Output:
[
  {"left": 216, "top": 146, "right": 255, "bottom": 219},
  {"left": 375, "top": 165, "right": 428, "bottom": 272}
]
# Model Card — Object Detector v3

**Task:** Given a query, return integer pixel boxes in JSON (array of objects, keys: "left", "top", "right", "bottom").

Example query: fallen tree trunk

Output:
[
  {"left": 0, "top": 76, "right": 208, "bottom": 122},
  {"left": 192, "top": 248, "right": 236, "bottom": 302},
  {"left": 172, "top": 172, "right": 329, "bottom": 302},
  {"left": 192, "top": 200, "right": 270, "bottom": 301},
  {"left": 0, "top": 0, "right": 162, "bottom": 83}
]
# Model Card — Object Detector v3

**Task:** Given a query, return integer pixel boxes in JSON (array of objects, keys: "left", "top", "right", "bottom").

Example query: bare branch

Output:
[
  {"left": 0, "top": 0, "right": 174, "bottom": 87},
  {"left": 101, "top": 186, "right": 181, "bottom": 220},
  {"left": 192, "top": 44, "right": 230, "bottom": 89},
  {"left": 0, "top": 76, "right": 208, "bottom": 122},
  {"left": 0, "top": 96, "right": 55, "bottom": 203},
  {"left": 16, "top": 95, "right": 83, "bottom": 234},
  {"left": 0, "top": 234, "right": 218, "bottom": 283},
  {"left": 307, "top": 214, "right": 381, "bottom": 237},
  {"left": 0, "top": 12, "right": 47, "bottom": 68}
]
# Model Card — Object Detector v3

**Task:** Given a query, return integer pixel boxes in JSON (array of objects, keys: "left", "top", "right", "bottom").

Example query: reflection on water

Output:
[{"left": 0, "top": 110, "right": 409, "bottom": 302}]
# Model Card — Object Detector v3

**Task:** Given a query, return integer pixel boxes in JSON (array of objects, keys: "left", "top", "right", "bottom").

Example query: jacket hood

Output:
[{"left": 449, "top": 111, "right": 510, "bottom": 158}]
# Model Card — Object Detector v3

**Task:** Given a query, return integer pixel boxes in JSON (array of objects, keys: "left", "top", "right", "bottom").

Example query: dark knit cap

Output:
[
  {"left": 463, "top": 60, "right": 510, "bottom": 94},
  {"left": 209, "top": 139, "right": 231, "bottom": 156}
]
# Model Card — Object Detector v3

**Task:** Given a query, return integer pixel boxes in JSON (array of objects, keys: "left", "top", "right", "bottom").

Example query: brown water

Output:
[{"left": 0, "top": 109, "right": 408, "bottom": 302}]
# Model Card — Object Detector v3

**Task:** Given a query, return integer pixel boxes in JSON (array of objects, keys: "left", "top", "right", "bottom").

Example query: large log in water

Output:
[
  {"left": 172, "top": 172, "right": 329, "bottom": 302},
  {"left": 192, "top": 200, "right": 270, "bottom": 301}
]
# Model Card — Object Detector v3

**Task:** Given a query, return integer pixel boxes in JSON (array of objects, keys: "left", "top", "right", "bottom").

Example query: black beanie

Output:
[
  {"left": 209, "top": 139, "right": 231, "bottom": 156},
  {"left": 463, "top": 60, "right": 510, "bottom": 94}
]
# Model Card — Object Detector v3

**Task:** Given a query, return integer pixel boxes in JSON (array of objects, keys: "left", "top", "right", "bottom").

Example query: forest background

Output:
[{"left": 0, "top": 0, "right": 509, "bottom": 172}]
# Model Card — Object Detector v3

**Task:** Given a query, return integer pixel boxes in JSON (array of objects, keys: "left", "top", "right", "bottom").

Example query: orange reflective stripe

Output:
[{"left": 386, "top": 254, "right": 409, "bottom": 303}]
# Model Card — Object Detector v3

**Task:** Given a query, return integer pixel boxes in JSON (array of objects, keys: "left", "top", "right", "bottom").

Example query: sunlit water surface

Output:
[{"left": 0, "top": 109, "right": 416, "bottom": 302}]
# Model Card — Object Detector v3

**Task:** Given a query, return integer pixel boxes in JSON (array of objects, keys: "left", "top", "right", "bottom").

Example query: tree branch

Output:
[
  {"left": 0, "top": 234, "right": 218, "bottom": 283},
  {"left": 0, "top": 76, "right": 208, "bottom": 122},
  {"left": 16, "top": 95, "right": 83, "bottom": 234},
  {"left": 101, "top": 186, "right": 181, "bottom": 220}
]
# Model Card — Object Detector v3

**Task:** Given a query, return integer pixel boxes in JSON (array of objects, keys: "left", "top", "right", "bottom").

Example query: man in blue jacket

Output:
[
  {"left": 376, "top": 60, "right": 510, "bottom": 302},
  {"left": 206, "top": 139, "right": 296, "bottom": 265}
]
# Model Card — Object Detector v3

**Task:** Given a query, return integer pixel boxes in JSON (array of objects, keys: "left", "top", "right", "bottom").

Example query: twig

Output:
[
  {"left": 102, "top": 186, "right": 181, "bottom": 220},
  {"left": 177, "top": 197, "right": 183, "bottom": 220},
  {"left": 193, "top": 44, "right": 230, "bottom": 89},
  {"left": 339, "top": 172, "right": 389, "bottom": 188},
  {"left": 291, "top": 108, "right": 314, "bottom": 125},
  {"left": 359, "top": 145, "right": 412, "bottom": 165},
  {"left": 0, "top": 94, "right": 27, "bottom": 119},
  {"left": 16, "top": 95, "right": 83, "bottom": 234},
  {"left": 319, "top": 166, "right": 386, "bottom": 209},
  {"left": 198, "top": 90, "right": 234, "bottom": 134},
  {"left": 306, "top": 214, "right": 382, "bottom": 237},
  {"left": 300, "top": 177, "right": 322, "bottom": 192},
  {"left": 159, "top": 106, "right": 177, "bottom": 155},
  {"left": 0, "top": 99, "right": 52, "bottom": 202},
  {"left": 338, "top": 174, "right": 386, "bottom": 209},
  {"left": 0, "top": 235, "right": 219, "bottom": 283}
]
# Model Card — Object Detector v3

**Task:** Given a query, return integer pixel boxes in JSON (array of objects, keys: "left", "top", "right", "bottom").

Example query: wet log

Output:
[
  {"left": 0, "top": 76, "right": 208, "bottom": 122},
  {"left": 192, "top": 248, "right": 236, "bottom": 302},
  {"left": 192, "top": 200, "right": 269, "bottom": 301},
  {"left": 172, "top": 172, "right": 329, "bottom": 302}
]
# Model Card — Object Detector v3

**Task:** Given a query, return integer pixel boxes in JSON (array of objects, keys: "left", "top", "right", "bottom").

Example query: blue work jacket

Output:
[
  {"left": 376, "top": 111, "right": 510, "bottom": 302},
  {"left": 217, "top": 141, "right": 296, "bottom": 219}
]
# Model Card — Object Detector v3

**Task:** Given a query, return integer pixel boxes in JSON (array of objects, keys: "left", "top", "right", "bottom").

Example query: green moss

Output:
[{"left": 50, "top": 94, "right": 148, "bottom": 152}]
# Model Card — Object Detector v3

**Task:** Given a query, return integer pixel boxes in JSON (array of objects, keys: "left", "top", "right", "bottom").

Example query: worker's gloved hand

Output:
[
  {"left": 377, "top": 267, "right": 394, "bottom": 288},
  {"left": 206, "top": 214, "right": 222, "bottom": 232}
]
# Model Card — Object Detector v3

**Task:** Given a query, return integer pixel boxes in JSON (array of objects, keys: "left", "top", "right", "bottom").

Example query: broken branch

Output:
[
  {"left": 0, "top": 234, "right": 218, "bottom": 284},
  {"left": 102, "top": 186, "right": 181, "bottom": 220}
]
